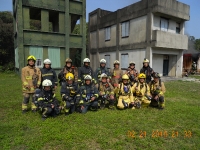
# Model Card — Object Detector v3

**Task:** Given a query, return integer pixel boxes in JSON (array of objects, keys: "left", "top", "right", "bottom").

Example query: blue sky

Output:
[{"left": 0, "top": 0, "right": 199, "bottom": 39}]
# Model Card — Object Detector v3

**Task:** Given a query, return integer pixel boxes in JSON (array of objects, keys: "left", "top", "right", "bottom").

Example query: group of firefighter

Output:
[{"left": 21, "top": 55, "right": 166, "bottom": 120}]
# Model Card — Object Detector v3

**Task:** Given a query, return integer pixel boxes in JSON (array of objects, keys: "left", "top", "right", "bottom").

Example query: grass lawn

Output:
[
  {"left": 189, "top": 75, "right": 200, "bottom": 80},
  {"left": 0, "top": 73, "right": 200, "bottom": 150}
]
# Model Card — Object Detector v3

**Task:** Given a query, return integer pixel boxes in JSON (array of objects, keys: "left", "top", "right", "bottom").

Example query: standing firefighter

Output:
[
  {"left": 126, "top": 61, "right": 138, "bottom": 86},
  {"left": 110, "top": 60, "right": 123, "bottom": 88},
  {"left": 140, "top": 58, "right": 154, "bottom": 84},
  {"left": 116, "top": 74, "right": 135, "bottom": 110},
  {"left": 149, "top": 72, "right": 166, "bottom": 109},
  {"left": 58, "top": 58, "right": 78, "bottom": 85},
  {"left": 61, "top": 73, "right": 80, "bottom": 115},
  {"left": 97, "top": 73, "right": 115, "bottom": 109},
  {"left": 21, "top": 55, "right": 41, "bottom": 113},
  {"left": 37, "top": 79, "right": 61, "bottom": 120},
  {"left": 78, "top": 58, "right": 96, "bottom": 86},
  {"left": 95, "top": 59, "right": 111, "bottom": 82},
  {"left": 132, "top": 73, "right": 151, "bottom": 108},
  {"left": 40, "top": 59, "right": 58, "bottom": 90},
  {"left": 78, "top": 75, "right": 99, "bottom": 113}
]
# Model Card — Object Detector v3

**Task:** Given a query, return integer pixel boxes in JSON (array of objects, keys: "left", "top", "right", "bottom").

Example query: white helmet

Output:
[
  {"left": 100, "top": 59, "right": 106, "bottom": 64},
  {"left": 129, "top": 61, "right": 135, "bottom": 65},
  {"left": 42, "top": 79, "right": 52, "bottom": 87},
  {"left": 44, "top": 59, "right": 51, "bottom": 65},
  {"left": 143, "top": 58, "right": 150, "bottom": 63},
  {"left": 113, "top": 60, "right": 120, "bottom": 65},
  {"left": 83, "top": 58, "right": 90, "bottom": 63},
  {"left": 84, "top": 75, "right": 92, "bottom": 80},
  {"left": 100, "top": 73, "right": 108, "bottom": 80}
]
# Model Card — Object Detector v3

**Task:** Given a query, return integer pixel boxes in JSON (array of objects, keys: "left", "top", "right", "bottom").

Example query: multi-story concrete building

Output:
[
  {"left": 13, "top": 0, "right": 86, "bottom": 73},
  {"left": 88, "top": 0, "right": 190, "bottom": 77}
]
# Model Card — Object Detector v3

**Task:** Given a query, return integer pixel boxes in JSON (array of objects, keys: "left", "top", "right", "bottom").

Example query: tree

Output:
[
  {"left": 194, "top": 39, "right": 200, "bottom": 51},
  {"left": 0, "top": 11, "right": 14, "bottom": 70}
]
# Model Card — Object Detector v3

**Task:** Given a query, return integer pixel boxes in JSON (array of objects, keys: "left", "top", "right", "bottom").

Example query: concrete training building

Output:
[
  {"left": 13, "top": 0, "right": 86, "bottom": 73},
  {"left": 88, "top": 0, "right": 190, "bottom": 77}
]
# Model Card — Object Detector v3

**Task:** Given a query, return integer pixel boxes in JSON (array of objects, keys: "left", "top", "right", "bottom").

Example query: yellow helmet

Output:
[
  {"left": 65, "top": 73, "right": 74, "bottom": 80},
  {"left": 138, "top": 73, "right": 146, "bottom": 79},
  {"left": 122, "top": 74, "right": 129, "bottom": 80},
  {"left": 143, "top": 58, "right": 149, "bottom": 63},
  {"left": 27, "top": 55, "right": 36, "bottom": 61}
]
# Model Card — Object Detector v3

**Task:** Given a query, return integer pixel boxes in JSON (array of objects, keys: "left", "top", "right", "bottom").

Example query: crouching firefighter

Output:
[
  {"left": 61, "top": 73, "right": 80, "bottom": 115},
  {"left": 96, "top": 73, "right": 115, "bottom": 109},
  {"left": 78, "top": 75, "right": 99, "bottom": 113},
  {"left": 37, "top": 79, "right": 61, "bottom": 120},
  {"left": 21, "top": 55, "right": 41, "bottom": 113},
  {"left": 115, "top": 74, "right": 135, "bottom": 110},
  {"left": 149, "top": 72, "right": 166, "bottom": 109},
  {"left": 132, "top": 73, "right": 151, "bottom": 108}
]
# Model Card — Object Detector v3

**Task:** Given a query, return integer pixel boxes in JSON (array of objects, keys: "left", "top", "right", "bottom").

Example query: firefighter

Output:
[
  {"left": 140, "top": 58, "right": 154, "bottom": 84},
  {"left": 126, "top": 61, "right": 138, "bottom": 86},
  {"left": 40, "top": 59, "right": 58, "bottom": 90},
  {"left": 58, "top": 58, "right": 78, "bottom": 85},
  {"left": 96, "top": 73, "right": 115, "bottom": 109},
  {"left": 115, "top": 74, "right": 135, "bottom": 110},
  {"left": 132, "top": 73, "right": 151, "bottom": 108},
  {"left": 37, "top": 79, "right": 61, "bottom": 120},
  {"left": 61, "top": 73, "right": 80, "bottom": 115},
  {"left": 110, "top": 60, "right": 123, "bottom": 88},
  {"left": 78, "top": 58, "right": 96, "bottom": 86},
  {"left": 149, "top": 72, "right": 166, "bottom": 109},
  {"left": 95, "top": 59, "right": 111, "bottom": 83},
  {"left": 78, "top": 75, "right": 99, "bottom": 113},
  {"left": 21, "top": 55, "right": 41, "bottom": 113}
]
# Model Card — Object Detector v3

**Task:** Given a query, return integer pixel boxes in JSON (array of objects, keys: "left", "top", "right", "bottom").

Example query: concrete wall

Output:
[
  {"left": 90, "top": 53, "right": 98, "bottom": 70},
  {"left": 152, "top": 54, "right": 163, "bottom": 76},
  {"left": 90, "top": 13, "right": 97, "bottom": 26},
  {"left": 118, "top": 49, "right": 146, "bottom": 71},
  {"left": 119, "top": 16, "right": 147, "bottom": 45},
  {"left": 175, "top": 50, "right": 183, "bottom": 77},
  {"left": 151, "top": 0, "right": 190, "bottom": 20},
  {"left": 99, "top": 25, "right": 116, "bottom": 48},
  {"left": 153, "top": 15, "right": 160, "bottom": 31},
  {"left": 152, "top": 30, "right": 188, "bottom": 49},
  {"left": 90, "top": 31, "right": 97, "bottom": 49},
  {"left": 152, "top": 48, "right": 183, "bottom": 77}
]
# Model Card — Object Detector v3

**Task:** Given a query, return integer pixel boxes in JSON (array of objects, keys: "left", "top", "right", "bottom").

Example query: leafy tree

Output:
[
  {"left": 0, "top": 11, "right": 14, "bottom": 70},
  {"left": 194, "top": 39, "right": 200, "bottom": 51}
]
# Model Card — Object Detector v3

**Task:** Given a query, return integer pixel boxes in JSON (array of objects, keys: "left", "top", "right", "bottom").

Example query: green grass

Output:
[
  {"left": 0, "top": 73, "right": 200, "bottom": 150},
  {"left": 189, "top": 75, "right": 200, "bottom": 80}
]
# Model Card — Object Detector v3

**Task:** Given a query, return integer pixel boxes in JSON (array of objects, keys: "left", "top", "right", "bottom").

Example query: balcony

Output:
[{"left": 152, "top": 30, "right": 188, "bottom": 50}]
